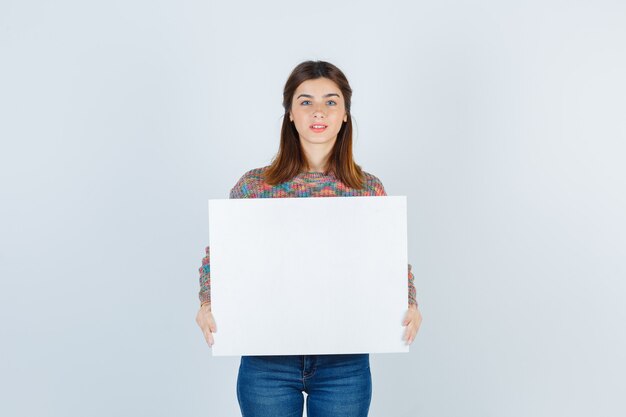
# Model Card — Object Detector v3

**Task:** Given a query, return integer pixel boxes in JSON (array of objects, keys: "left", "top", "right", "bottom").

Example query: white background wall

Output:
[{"left": 1, "top": 1, "right": 625, "bottom": 416}]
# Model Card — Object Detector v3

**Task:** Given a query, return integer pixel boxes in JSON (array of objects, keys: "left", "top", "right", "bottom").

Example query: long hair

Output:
[{"left": 264, "top": 60, "right": 365, "bottom": 189}]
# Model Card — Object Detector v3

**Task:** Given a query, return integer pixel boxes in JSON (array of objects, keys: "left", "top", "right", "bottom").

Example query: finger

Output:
[
  {"left": 408, "top": 321, "right": 421, "bottom": 344},
  {"left": 402, "top": 310, "right": 411, "bottom": 326},
  {"left": 209, "top": 316, "right": 217, "bottom": 333},
  {"left": 402, "top": 326, "right": 411, "bottom": 342},
  {"left": 414, "top": 315, "right": 423, "bottom": 333},
  {"left": 404, "top": 329, "right": 413, "bottom": 345},
  {"left": 204, "top": 330, "right": 214, "bottom": 347},
  {"left": 407, "top": 326, "right": 415, "bottom": 345}
]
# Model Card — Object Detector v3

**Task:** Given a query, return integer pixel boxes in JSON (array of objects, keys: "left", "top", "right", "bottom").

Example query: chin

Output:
[
  {"left": 302, "top": 137, "right": 335, "bottom": 146},
  {"left": 303, "top": 132, "right": 339, "bottom": 143}
]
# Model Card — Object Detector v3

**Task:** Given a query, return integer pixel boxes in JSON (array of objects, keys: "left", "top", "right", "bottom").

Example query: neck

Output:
[{"left": 300, "top": 138, "right": 335, "bottom": 172}]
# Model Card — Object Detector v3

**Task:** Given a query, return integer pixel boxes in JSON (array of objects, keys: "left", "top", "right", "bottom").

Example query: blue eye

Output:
[
  {"left": 327, "top": 100, "right": 337, "bottom": 106},
  {"left": 301, "top": 100, "right": 311, "bottom": 105}
]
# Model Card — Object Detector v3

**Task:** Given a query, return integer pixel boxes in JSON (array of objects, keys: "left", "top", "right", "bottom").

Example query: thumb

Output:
[{"left": 402, "top": 310, "right": 410, "bottom": 326}]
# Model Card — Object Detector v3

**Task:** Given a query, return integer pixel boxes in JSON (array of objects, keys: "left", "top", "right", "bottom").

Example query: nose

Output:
[{"left": 312, "top": 103, "right": 325, "bottom": 118}]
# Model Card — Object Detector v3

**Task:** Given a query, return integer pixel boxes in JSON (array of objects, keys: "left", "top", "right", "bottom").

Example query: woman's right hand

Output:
[{"left": 196, "top": 303, "right": 217, "bottom": 347}]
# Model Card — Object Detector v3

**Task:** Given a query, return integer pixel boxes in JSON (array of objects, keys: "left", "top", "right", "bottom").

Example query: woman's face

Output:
[{"left": 289, "top": 77, "right": 348, "bottom": 148}]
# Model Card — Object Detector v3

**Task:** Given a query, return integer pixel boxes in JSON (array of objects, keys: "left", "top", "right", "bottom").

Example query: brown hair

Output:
[{"left": 264, "top": 60, "right": 365, "bottom": 189}]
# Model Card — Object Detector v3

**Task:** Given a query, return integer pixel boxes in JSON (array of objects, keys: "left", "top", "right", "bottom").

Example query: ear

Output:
[
  {"left": 343, "top": 114, "right": 348, "bottom": 122},
  {"left": 289, "top": 112, "right": 293, "bottom": 122}
]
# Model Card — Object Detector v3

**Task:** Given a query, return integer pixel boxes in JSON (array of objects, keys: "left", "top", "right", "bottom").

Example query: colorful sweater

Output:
[{"left": 198, "top": 166, "right": 418, "bottom": 307}]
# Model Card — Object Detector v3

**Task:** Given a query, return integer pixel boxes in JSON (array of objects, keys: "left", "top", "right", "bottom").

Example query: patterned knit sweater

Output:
[{"left": 199, "top": 166, "right": 418, "bottom": 306}]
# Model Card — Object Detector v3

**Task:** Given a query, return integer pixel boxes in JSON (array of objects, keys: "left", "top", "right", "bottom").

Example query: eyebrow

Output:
[{"left": 296, "top": 93, "right": 341, "bottom": 99}]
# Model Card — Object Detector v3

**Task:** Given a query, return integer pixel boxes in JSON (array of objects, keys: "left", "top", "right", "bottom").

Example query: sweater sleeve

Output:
[
  {"left": 198, "top": 171, "right": 252, "bottom": 305},
  {"left": 368, "top": 173, "right": 419, "bottom": 308},
  {"left": 198, "top": 177, "right": 243, "bottom": 304},
  {"left": 408, "top": 263, "right": 418, "bottom": 307},
  {"left": 198, "top": 245, "right": 211, "bottom": 305}
]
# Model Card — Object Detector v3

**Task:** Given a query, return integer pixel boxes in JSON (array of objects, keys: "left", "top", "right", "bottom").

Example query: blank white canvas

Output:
[{"left": 208, "top": 196, "right": 409, "bottom": 356}]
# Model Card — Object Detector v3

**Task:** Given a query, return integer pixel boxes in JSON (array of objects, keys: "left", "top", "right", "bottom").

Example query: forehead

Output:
[{"left": 293, "top": 78, "right": 342, "bottom": 97}]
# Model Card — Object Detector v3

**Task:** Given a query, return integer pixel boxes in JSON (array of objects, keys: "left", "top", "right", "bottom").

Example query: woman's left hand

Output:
[{"left": 402, "top": 304, "right": 422, "bottom": 345}]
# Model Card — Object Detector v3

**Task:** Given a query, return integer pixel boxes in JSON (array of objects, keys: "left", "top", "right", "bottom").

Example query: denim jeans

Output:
[{"left": 237, "top": 354, "right": 372, "bottom": 417}]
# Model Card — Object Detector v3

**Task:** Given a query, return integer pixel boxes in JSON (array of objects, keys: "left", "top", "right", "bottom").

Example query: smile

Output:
[{"left": 309, "top": 124, "right": 328, "bottom": 132}]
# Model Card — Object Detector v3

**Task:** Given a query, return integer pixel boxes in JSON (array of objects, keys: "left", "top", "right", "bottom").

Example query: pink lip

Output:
[{"left": 309, "top": 124, "right": 328, "bottom": 132}]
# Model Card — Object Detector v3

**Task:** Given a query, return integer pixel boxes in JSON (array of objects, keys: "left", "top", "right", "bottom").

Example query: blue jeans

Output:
[{"left": 237, "top": 354, "right": 372, "bottom": 417}]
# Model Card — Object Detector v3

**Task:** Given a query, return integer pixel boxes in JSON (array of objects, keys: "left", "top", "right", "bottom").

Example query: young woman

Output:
[{"left": 196, "top": 60, "right": 423, "bottom": 417}]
